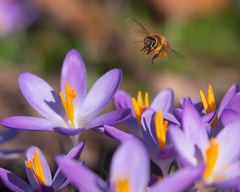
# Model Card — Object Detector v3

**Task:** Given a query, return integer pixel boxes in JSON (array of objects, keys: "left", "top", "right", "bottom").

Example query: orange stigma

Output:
[
  {"left": 154, "top": 111, "right": 168, "bottom": 149},
  {"left": 132, "top": 91, "right": 149, "bottom": 123},
  {"left": 25, "top": 150, "right": 45, "bottom": 185},
  {"left": 59, "top": 83, "right": 76, "bottom": 127}
]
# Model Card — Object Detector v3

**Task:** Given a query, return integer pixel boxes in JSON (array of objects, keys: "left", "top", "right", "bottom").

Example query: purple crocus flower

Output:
[
  {"left": 169, "top": 100, "right": 240, "bottom": 190},
  {"left": 173, "top": 98, "right": 215, "bottom": 128},
  {"left": 56, "top": 138, "right": 203, "bottom": 192},
  {"left": 0, "top": 49, "right": 130, "bottom": 141},
  {"left": 114, "top": 88, "right": 178, "bottom": 136},
  {"left": 199, "top": 84, "right": 240, "bottom": 136},
  {"left": 141, "top": 109, "right": 175, "bottom": 176},
  {"left": 106, "top": 89, "right": 178, "bottom": 175},
  {"left": 0, "top": 129, "right": 21, "bottom": 159},
  {"left": 105, "top": 109, "right": 176, "bottom": 177},
  {"left": 0, "top": 142, "right": 84, "bottom": 192}
]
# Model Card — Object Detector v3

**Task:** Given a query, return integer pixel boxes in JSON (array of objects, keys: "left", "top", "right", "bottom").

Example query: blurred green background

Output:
[{"left": 0, "top": 0, "right": 240, "bottom": 191}]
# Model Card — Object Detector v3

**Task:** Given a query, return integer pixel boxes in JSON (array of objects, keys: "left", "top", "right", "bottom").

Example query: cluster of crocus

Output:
[{"left": 0, "top": 49, "right": 240, "bottom": 192}]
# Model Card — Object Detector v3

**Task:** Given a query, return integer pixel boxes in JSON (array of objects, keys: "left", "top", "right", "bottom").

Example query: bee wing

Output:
[
  {"left": 170, "top": 48, "right": 185, "bottom": 58},
  {"left": 127, "top": 18, "right": 151, "bottom": 36}
]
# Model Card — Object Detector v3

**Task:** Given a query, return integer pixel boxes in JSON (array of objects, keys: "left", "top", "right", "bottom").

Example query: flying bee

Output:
[{"left": 127, "top": 19, "right": 181, "bottom": 63}]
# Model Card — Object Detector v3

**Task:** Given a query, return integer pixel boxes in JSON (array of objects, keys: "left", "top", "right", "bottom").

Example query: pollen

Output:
[
  {"left": 132, "top": 91, "right": 149, "bottom": 123},
  {"left": 59, "top": 83, "right": 76, "bottom": 127},
  {"left": 154, "top": 111, "right": 168, "bottom": 149},
  {"left": 25, "top": 150, "right": 45, "bottom": 185},
  {"left": 204, "top": 138, "right": 219, "bottom": 179},
  {"left": 200, "top": 85, "right": 218, "bottom": 128},
  {"left": 115, "top": 178, "right": 130, "bottom": 192}
]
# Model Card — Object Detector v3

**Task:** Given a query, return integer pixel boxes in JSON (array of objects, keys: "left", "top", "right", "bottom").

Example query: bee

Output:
[{"left": 127, "top": 19, "right": 181, "bottom": 63}]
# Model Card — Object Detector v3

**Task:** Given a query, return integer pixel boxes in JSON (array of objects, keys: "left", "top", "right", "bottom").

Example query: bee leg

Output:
[
  {"left": 152, "top": 53, "right": 159, "bottom": 64},
  {"left": 140, "top": 47, "right": 145, "bottom": 52},
  {"left": 147, "top": 48, "right": 152, "bottom": 55}
]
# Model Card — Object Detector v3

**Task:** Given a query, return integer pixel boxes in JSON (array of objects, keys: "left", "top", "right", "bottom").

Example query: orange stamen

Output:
[
  {"left": 132, "top": 91, "right": 149, "bottom": 123},
  {"left": 25, "top": 150, "right": 45, "bottom": 185},
  {"left": 115, "top": 178, "right": 130, "bottom": 192},
  {"left": 200, "top": 85, "right": 218, "bottom": 128},
  {"left": 59, "top": 83, "right": 76, "bottom": 127},
  {"left": 204, "top": 138, "right": 219, "bottom": 179},
  {"left": 154, "top": 111, "right": 168, "bottom": 149}
]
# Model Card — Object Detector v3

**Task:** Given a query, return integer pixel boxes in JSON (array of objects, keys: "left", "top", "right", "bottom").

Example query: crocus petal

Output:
[
  {"left": 141, "top": 109, "right": 154, "bottom": 133},
  {"left": 26, "top": 146, "right": 52, "bottom": 187},
  {"left": 156, "top": 146, "right": 175, "bottom": 160},
  {"left": 214, "top": 161, "right": 240, "bottom": 189},
  {"left": 0, "top": 168, "right": 33, "bottom": 192},
  {"left": 224, "top": 93, "right": 240, "bottom": 113},
  {"left": 164, "top": 112, "right": 180, "bottom": 125},
  {"left": 110, "top": 138, "right": 149, "bottom": 192},
  {"left": 53, "top": 127, "right": 85, "bottom": 136},
  {"left": 52, "top": 142, "right": 84, "bottom": 190},
  {"left": 180, "top": 98, "right": 203, "bottom": 112},
  {"left": 149, "top": 165, "right": 204, "bottom": 192},
  {"left": 169, "top": 126, "right": 197, "bottom": 166},
  {"left": 34, "top": 185, "right": 55, "bottom": 192},
  {"left": 56, "top": 157, "right": 106, "bottom": 192},
  {"left": 182, "top": 100, "right": 208, "bottom": 154},
  {"left": 173, "top": 108, "right": 183, "bottom": 124},
  {"left": 18, "top": 72, "right": 65, "bottom": 124},
  {"left": 114, "top": 89, "right": 132, "bottom": 111},
  {"left": 87, "top": 109, "right": 131, "bottom": 128},
  {"left": 141, "top": 110, "right": 159, "bottom": 153},
  {"left": 125, "top": 117, "right": 140, "bottom": 136},
  {"left": 201, "top": 112, "right": 215, "bottom": 124},
  {"left": 77, "top": 69, "right": 122, "bottom": 126},
  {"left": 220, "top": 109, "right": 239, "bottom": 126},
  {"left": 0, "top": 116, "right": 60, "bottom": 131},
  {"left": 104, "top": 125, "right": 134, "bottom": 142},
  {"left": 61, "top": 49, "right": 87, "bottom": 105},
  {"left": 150, "top": 88, "right": 174, "bottom": 113},
  {"left": 218, "top": 84, "right": 238, "bottom": 117},
  {"left": 214, "top": 121, "right": 240, "bottom": 173},
  {"left": 0, "top": 129, "right": 18, "bottom": 144}
]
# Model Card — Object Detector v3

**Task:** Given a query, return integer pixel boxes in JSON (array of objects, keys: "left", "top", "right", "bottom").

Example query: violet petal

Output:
[
  {"left": 0, "top": 116, "right": 58, "bottom": 131},
  {"left": 61, "top": 49, "right": 87, "bottom": 105}
]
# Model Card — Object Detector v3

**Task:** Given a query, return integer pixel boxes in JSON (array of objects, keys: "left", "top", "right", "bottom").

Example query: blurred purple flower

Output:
[
  {"left": 0, "top": 49, "right": 130, "bottom": 140},
  {"left": 169, "top": 100, "right": 240, "bottom": 189},
  {"left": 0, "top": 0, "right": 38, "bottom": 37},
  {"left": 0, "top": 129, "right": 21, "bottom": 159},
  {"left": 0, "top": 142, "right": 84, "bottom": 192},
  {"left": 57, "top": 138, "right": 203, "bottom": 192}
]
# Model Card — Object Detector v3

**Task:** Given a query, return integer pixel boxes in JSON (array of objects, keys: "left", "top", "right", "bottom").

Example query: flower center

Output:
[
  {"left": 204, "top": 138, "right": 219, "bottom": 179},
  {"left": 200, "top": 85, "right": 218, "bottom": 128},
  {"left": 132, "top": 91, "right": 149, "bottom": 123},
  {"left": 59, "top": 83, "right": 76, "bottom": 127},
  {"left": 25, "top": 150, "right": 45, "bottom": 185},
  {"left": 154, "top": 111, "right": 168, "bottom": 149},
  {"left": 115, "top": 178, "right": 130, "bottom": 192}
]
